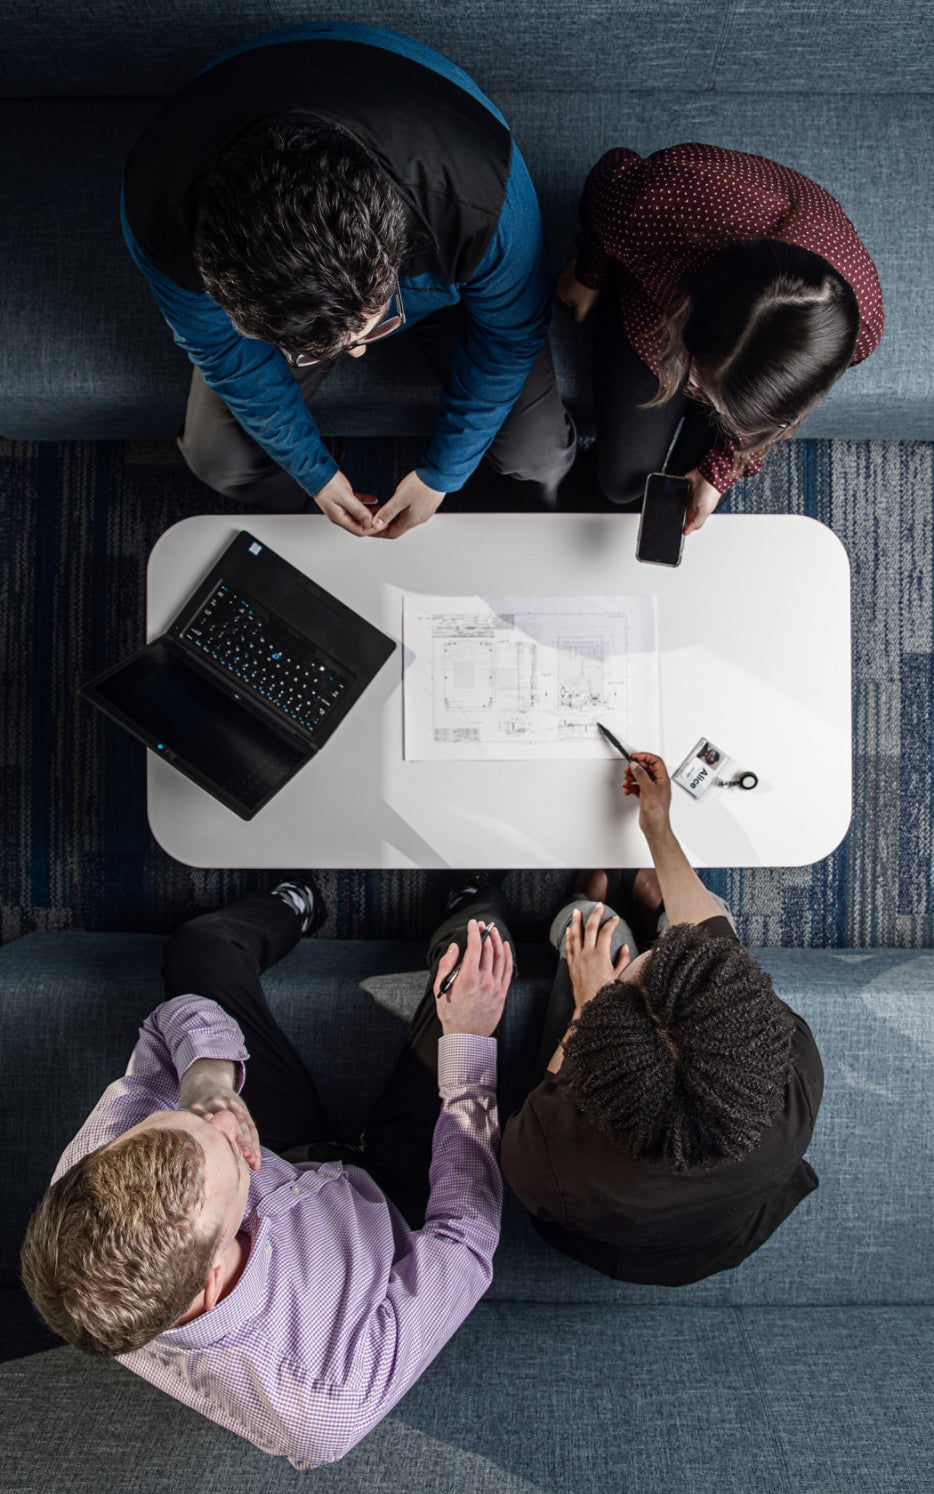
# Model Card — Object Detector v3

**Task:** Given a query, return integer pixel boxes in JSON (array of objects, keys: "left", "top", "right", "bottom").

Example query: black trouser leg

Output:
[
  {"left": 161, "top": 892, "right": 333, "bottom": 1153},
  {"left": 591, "top": 296, "right": 718, "bottom": 505},
  {"left": 163, "top": 887, "right": 516, "bottom": 1225},
  {"left": 358, "top": 887, "right": 517, "bottom": 1228}
]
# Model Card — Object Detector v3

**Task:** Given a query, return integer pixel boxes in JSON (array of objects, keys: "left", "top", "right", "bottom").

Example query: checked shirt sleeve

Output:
[
  {"left": 51, "top": 997, "right": 249, "bottom": 1183},
  {"left": 307, "top": 1034, "right": 503, "bottom": 1466}
]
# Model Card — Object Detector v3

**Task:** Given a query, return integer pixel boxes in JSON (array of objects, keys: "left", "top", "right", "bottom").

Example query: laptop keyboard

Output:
[{"left": 181, "top": 584, "right": 353, "bottom": 732}]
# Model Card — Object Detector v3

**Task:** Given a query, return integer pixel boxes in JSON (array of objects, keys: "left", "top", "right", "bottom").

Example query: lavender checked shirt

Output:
[{"left": 51, "top": 996, "right": 502, "bottom": 1469}]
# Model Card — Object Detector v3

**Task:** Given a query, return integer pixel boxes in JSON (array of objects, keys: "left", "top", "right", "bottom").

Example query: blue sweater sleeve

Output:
[
  {"left": 121, "top": 196, "right": 340, "bottom": 498},
  {"left": 122, "top": 24, "right": 550, "bottom": 498},
  {"left": 416, "top": 147, "right": 552, "bottom": 493}
]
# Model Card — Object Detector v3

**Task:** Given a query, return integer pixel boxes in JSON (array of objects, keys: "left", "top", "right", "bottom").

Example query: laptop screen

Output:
[{"left": 90, "top": 642, "right": 307, "bottom": 816}]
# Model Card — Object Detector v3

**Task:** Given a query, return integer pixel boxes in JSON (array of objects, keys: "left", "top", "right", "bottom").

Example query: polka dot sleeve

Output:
[
  {"left": 575, "top": 143, "right": 885, "bottom": 493},
  {"left": 575, "top": 147, "right": 645, "bottom": 289}
]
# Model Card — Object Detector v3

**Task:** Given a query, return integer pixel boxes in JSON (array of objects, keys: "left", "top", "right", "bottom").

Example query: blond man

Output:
[{"left": 21, "top": 880, "right": 513, "bottom": 1467}]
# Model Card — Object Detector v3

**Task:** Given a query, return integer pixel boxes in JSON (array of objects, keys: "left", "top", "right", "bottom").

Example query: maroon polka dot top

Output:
[{"left": 574, "top": 143, "right": 885, "bottom": 494}]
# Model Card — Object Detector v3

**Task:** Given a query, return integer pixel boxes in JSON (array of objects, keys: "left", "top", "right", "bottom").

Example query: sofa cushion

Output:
[
  {"left": 2, "top": 1305, "right": 931, "bottom": 1492},
  {"left": 2, "top": 0, "right": 932, "bottom": 97}
]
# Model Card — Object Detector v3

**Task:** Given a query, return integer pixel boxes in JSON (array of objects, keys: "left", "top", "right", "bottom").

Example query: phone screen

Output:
[{"left": 636, "top": 473, "right": 690, "bottom": 567}]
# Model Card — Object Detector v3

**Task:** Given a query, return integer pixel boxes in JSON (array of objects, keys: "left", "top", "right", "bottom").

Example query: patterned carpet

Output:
[{"left": 1, "top": 434, "right": 931, "bottom": 948}]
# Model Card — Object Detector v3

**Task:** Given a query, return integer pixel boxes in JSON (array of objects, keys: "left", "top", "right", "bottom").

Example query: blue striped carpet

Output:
[{"left": 1, "top": 435, "right": 931, "bottom": 948}]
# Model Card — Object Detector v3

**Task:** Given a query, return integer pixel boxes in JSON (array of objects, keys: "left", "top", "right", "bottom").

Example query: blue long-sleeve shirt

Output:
[{"left": 122, "top": 23, "right": 551, "bottom": 495}]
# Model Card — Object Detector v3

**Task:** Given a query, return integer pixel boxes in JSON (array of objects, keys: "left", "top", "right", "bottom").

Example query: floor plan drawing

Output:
[{"left": 403, "top": 594, "right": 660, "bottom": 760}]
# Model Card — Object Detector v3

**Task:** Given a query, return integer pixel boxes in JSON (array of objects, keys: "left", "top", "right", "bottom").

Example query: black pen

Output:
[
  {"left": 597, "top": 721, "right": 633, "bottom": 762},
  {"left": 437, "top": 921, "right": 496, "bottom": 994}
]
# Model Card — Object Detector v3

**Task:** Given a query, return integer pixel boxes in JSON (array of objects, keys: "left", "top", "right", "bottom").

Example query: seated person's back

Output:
[{"left": 501, "top": 753, "right": 824, "bottom": 1285}]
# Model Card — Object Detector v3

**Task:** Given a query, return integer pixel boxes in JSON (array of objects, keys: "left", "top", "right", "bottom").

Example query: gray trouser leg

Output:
[
  {"left": 178, "top": 309, "right": 575, "bottom": 507},
  {"left": 407, "top": 306, "right": 576, "bottom": 489},
  {"left": 485, "top": 341, "right": 576, "bottom": 487},
  {"left": 177, "top": 362, "right": 337, "bottom": 511}
]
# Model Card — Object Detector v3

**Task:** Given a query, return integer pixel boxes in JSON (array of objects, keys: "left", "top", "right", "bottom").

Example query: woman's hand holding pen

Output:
[
  {"left": 597, "top": 728, "right": 672, "bottom": 835},
  {"left": 434, "top": 919, "right": 513, "bottom": 1037},
  {"left": 624, "top": 752, "right": 673, "bottom": 837}
]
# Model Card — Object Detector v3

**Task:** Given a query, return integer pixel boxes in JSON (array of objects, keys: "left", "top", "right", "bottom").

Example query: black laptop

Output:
[{"left": 81, "top": 530, "right": 396, "bottom": 820}]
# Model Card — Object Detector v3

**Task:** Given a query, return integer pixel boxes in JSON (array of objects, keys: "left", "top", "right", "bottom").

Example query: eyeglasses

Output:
[
  {"left": 682, "top": 376, "right": 715, "bottom": 409},
  {"left": 282, "top": 285, "right": 405, "bottom": 368}
]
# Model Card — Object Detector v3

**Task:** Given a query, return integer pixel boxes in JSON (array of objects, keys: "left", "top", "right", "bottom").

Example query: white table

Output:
[{"left": 147, "top": 513, "right": 851, "bottom": 869}]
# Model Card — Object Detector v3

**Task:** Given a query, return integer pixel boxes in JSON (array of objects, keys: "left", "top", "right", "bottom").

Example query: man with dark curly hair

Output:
[
  {"left": 501, "top": 752, "right": 824, "bottom": 1284},
  {"left": 122, "top": 23, "right": 574, "bottom": 536}
]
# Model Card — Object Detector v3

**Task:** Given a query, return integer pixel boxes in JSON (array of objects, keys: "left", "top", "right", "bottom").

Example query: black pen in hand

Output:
[
  {"left": 437, "top": 921, "right": 496, "bottom": 995},
  {"left": 597, "top": 721, "right": 633, "bottom": 762}
]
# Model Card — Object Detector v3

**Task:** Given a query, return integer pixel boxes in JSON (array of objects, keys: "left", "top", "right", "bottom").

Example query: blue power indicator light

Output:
[{"left": 248, "top": 542, "right": 263, "bottom": 556}]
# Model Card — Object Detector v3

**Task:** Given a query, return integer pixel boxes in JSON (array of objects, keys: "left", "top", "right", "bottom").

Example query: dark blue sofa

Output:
[
  {"left": 2, "top": 931, "right": 932, "bottom": 1492},
  {"left": 2, "top": 4, "right": 932, "bottom": 1489},
  {"left": 1, "top": 1, "right": 931, "bottom": 444}
]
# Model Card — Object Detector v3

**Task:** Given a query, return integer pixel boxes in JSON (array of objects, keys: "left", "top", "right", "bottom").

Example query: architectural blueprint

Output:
[{"left": 402, "top": 594, "right": 659, "bottom": 760}]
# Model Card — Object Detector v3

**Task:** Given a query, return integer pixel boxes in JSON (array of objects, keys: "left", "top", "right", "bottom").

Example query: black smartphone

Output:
[{"left": 635, "top": 473, "right": 690, "bottom": 567}]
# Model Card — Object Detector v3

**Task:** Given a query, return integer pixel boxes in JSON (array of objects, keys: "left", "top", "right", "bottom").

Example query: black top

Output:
[
  {"left": 123, "top": 37, "right": 513, "bottom": 293},
  {"left": 501, "top": 919, "right": 824, "bottom": 1285}
]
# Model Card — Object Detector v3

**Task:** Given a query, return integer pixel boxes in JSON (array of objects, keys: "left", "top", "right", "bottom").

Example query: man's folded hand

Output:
[
  {"left": 179, "top": 1058, "right": 262, "bottom": 1170},
  {"left": 371, "top": 471, "right": 445, "bottom": 539}
]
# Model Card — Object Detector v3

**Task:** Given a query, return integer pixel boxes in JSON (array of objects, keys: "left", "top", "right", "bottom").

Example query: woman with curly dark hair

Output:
[
  {"left": 557, "top": 143, "right": 884, "bottom": 534},
  {"left": 501, "top": 752, "right": 824, "bottom": 1284}
]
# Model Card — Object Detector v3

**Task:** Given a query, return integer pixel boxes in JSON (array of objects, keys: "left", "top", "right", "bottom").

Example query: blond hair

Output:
[{"left": 21, "top": 1128, "right": 223, "bottom": 1356}]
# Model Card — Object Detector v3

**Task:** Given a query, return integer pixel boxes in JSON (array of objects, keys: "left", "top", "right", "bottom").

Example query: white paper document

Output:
[{"left": 403, "top": 594, "right": 659, "bottom": 760}]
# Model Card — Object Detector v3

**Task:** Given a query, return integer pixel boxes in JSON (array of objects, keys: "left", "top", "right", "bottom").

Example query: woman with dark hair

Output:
[
  {"left": 500, "top": 752, "right": 824, "bottom": 1284},
  {"left": 557, "top": 143, "right": 884, "bottom": 531}
]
